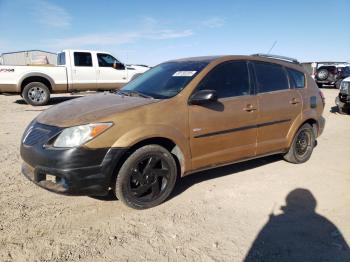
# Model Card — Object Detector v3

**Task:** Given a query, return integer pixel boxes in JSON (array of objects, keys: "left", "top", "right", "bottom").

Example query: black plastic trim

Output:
[{"left": 194, "top": 119, "right": 291, "bottom": 138}]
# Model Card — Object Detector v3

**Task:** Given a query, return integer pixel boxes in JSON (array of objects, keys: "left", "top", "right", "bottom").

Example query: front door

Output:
[
  {"left": 253, "top": 61, "right": 302, "bottom": 155},
  {"left": 71, "top": 52, "right": 97, "bottom": 91},
  {"left": 189, "top": 61, "right": 258, "bottom": 171},
  {"left": 97, "top": 53, "right": 127, "bottom": 90}
]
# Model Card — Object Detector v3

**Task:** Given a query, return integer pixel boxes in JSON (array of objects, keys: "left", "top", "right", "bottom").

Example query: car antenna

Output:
[{"left": 267, "top": 40, "right": 277, "bottom": 54}]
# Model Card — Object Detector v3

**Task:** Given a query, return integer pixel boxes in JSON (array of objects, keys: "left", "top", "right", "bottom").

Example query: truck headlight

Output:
[
  {"left": 53, "top": 122, "right": 113, "bottom": 148},
  {"left": 340, "top": 81, "right": 349, "bottom": 91}
]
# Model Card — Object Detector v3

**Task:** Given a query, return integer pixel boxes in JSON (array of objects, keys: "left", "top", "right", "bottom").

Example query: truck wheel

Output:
[
  {"left": 22, "top": 82, "right": 50, "bottom": 106},
  {"left": 115, "top": 145, "right": 177, "bottom": 209},
  {"left": 316, "top": 69, "right": 329, "bottom": 81},
  {"left": 283, "top": 123, "right": 315, "bottom": 164}
]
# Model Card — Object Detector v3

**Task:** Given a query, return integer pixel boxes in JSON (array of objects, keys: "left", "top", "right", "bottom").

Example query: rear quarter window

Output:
[
  {"left": 57, "top": 52, "right": 66, "bottom": 65},
  {"left": 287, "top": 68, "right": 305, "bottom": 89},
  {"left": 254, "top": 62, "right": 289, "bottom": 93}
]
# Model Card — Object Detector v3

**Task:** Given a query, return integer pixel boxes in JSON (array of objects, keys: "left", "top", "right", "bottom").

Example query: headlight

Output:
[
  {"left": 53, "top": 122, "right": 113, "bottom": 148},
  {"left": 340, "top": 81, "right": 349, "bottom": 91}
]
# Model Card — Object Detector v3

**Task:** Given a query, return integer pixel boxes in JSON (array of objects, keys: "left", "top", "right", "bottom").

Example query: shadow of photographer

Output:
[{"left": 244, "top": 188, "right": 350, "bottom": 261}]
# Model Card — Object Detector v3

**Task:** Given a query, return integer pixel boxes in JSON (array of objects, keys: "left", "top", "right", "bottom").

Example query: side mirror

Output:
[
  {"left": 113, "top": 61, "right": 125, "bottom": 70},
  {"left": 189, "top": 90, "right": 218, "bottom": 105}
]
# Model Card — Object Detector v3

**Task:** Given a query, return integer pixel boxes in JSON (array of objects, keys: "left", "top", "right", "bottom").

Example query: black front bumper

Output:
[{"left": 20, "top": 122, "right": 126, "bottom": 196}]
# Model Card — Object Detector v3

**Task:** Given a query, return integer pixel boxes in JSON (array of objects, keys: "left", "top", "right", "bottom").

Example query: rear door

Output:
[
  {"left": 253, "top": 61, "right": 302, "bottom": 155},
  {"left": 71, "top": 52, "right": 97, "bottom": 90},
  {"left": 189, "top": 60, "right": 258, "bottom": 170},
  {"left": 96, "top": 53, "right": 128, "bottom": 90}
]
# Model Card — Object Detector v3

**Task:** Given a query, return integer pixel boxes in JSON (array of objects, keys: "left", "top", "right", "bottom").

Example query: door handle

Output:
[
  {"left": 243, "top": 104, "right": 257, "bottom": 112},
  {"left": 290, "top": 98, "right": 300, "bottom": 105}
]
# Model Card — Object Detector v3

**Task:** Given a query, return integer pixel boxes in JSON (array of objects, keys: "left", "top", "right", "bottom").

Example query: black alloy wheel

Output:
[
  {"left": 115, "top": 145, "right": 177, "bottom": 209},
  {"left": 295, "top": 130, "right": 311, "bottom": 158},
  {"left": 283, "top": 123, "right": 315, "bottom": 164}
]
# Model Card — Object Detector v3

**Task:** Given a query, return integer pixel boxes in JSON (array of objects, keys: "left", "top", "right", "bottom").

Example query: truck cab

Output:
[
  {"left": 59, "top": 49, "right": 149, "bottom": 91},
  {"left": 0, "top": 49, "right": 149, "bottom": 105}
]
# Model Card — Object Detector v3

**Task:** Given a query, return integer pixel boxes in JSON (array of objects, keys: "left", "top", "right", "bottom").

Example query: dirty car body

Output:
[{"left": 20, "top": 54, "right": 325, "bottom": 209}]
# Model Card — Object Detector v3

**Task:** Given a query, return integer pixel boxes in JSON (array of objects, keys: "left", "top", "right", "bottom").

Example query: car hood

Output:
[{"left": 36, "top": 93, "right": 158, "bottom": 127}]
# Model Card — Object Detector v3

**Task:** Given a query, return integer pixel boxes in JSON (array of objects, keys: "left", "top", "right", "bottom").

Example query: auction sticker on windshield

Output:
[{"left": 173, "top": 71, "right": 197, "bottom": 77}]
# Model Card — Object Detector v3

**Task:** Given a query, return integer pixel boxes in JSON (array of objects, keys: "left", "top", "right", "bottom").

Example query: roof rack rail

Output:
[{"left": 251, "top": 53, "right": 300, "bottom": 64}]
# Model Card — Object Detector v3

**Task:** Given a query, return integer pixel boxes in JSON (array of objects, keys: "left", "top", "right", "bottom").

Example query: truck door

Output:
[
  {"left": 71, "top": 52, "right": 97, "bottom": 91},
  {"left": 96, "top": 53, "right": 128, "bottom": 90}
]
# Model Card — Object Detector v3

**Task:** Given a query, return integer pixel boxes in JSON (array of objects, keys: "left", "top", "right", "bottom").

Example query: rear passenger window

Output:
[
  {"left": 197, "top": 61, "right": 250, "bottom": 98},
  {"left": 74, "top": 52, "right": 92, "bottom": 67},
  {"left": 287, "top": 68, "right": 305, "bottom": 88},
  {"left": 254, "top": 62, "right": 289, "bottom": 93}
]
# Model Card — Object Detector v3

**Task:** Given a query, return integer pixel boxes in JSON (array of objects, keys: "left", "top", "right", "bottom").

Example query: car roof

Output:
[{"left": 165, "top": 55, "right": 305, "bottom": 72}]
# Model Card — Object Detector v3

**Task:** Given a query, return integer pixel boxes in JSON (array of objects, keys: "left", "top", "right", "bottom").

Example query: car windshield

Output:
[{"left": 121, "top": 60, "right": 210, "bottom": 99}]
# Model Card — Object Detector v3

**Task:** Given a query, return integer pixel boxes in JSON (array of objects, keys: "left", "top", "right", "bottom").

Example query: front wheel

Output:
[
  {"left": 22, "top": 82, "right": 50, "bottom": 106},
  {"left": 115, "top": 145, "right": 177, "bottom": 209},
  {"left": 284, "top": 123, "right": 315, "bottom": 164}
]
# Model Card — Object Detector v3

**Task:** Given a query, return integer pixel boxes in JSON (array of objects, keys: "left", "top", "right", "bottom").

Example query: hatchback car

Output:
[{"left": 21, "top": 54, "right": 325, "bottom": 209}]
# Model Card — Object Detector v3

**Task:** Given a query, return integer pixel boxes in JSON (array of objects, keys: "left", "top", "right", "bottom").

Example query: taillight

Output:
[{"left": 319, "top": 90, "right": 325, "bottom": 106}]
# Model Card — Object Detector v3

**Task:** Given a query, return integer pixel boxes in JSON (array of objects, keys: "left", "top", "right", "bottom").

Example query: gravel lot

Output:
[{"left": 0, "top": 89, "right": 349, "bottom": 261}]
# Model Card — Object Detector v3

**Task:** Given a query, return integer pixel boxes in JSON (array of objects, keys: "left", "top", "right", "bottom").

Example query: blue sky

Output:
[{"left": 0, "top": 0, "right": 349, "bottom": 65}]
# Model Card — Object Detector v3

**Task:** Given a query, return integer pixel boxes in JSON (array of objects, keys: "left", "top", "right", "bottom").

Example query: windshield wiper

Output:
[{"left": 116, "top": 90, "right": 153, "bottom": 99}]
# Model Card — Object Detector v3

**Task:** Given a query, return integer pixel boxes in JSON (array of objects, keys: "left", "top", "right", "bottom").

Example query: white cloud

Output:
[
  {"left": 46, "top": 17, "right": 193, "bottom": 49},
  {"left": 33, "top": 0, "right": 71, "bottom": 28},
  {"left": 202, "top": 17, "right": 225, "bottom": 28}
]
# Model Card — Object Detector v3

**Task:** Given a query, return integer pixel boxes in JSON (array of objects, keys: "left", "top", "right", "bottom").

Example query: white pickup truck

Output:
[{"left": 0, "top": 49, "right": 149, "bottom": 105}]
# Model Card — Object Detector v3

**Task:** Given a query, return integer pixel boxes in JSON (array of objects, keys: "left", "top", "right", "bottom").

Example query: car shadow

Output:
[
  {"left": 170, "top": 154, "right": 282, "bottom": 200},
  {"left": 91, "top": 154, "right": 282, "bottom": 203},
  {"left": 14, "top": 95, "right": 82, "bottom": 106},
  {"left": 244, "top": 188, "right": 350, "bottom": 261}
]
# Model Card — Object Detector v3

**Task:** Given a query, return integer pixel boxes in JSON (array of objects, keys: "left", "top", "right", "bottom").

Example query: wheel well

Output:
[
  {"left": 302, "top": 119, "right": 318, "bottom": 136},
  {"left": 21, "top": 76, "right": 52, "bottom": 92},
  {"left": 108, "top": 137, "right": 184, "bottom": 191}
]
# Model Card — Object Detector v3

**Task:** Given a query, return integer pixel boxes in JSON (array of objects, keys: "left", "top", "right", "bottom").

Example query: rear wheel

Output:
[
  {"left": 284, "top": 123, "right": 315, "bottom": 164},
  {"left": 22, "top": 82, "right": 50, "bottom": 106},
  {"left": 115, "top": 145, "right": 177, "bottom": 209}
]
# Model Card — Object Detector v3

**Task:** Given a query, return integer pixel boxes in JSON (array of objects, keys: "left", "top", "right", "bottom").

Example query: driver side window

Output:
[
  {"left": 97, "top": 53, "right": 123, "bottom": 69},
  {"left": 196, "top": 61, "right": 250, "bottom": 99}
]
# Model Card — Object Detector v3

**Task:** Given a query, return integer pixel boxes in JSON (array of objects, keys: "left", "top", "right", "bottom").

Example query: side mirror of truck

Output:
[{"left": 113, "top": 61, "right": 125, "bottom": 70}]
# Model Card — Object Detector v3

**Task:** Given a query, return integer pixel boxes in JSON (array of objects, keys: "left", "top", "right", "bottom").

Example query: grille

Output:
[{"left": 23, "top": 122, "right": 61, "bottom": 146}]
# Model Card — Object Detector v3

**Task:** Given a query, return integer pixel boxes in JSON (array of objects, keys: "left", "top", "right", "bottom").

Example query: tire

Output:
[
  {"left": 338, "top": 105, "right": 349, "bottom": 115},
  {"left": 317, "top": 83, "right": 323, "bottom": 88},
  {"left": 283, "top": 123, "right": 315, "bottom": 164},
  {"left": 115, "top": 145, "right": 177, "bottom": 209},
  {"left": 22, "top": 82, "right": 50, "bottom": 106},
  {"left": 316, "top": 69, "right": 329, "bottom": 81}
]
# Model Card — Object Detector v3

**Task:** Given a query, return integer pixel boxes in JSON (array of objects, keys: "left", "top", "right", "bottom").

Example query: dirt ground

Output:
[{"left": 0, "top": 89, "right": 349, "bottom": 261}]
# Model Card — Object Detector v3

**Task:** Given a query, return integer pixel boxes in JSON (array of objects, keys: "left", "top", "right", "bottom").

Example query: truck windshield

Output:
[{"left": 121, "top": 61, "right": 210, "bottom": 99}]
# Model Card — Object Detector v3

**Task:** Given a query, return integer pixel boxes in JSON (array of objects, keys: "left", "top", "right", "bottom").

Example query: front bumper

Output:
[{"left": 20, "top": 121, "right": 126, "bottom": 196}]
